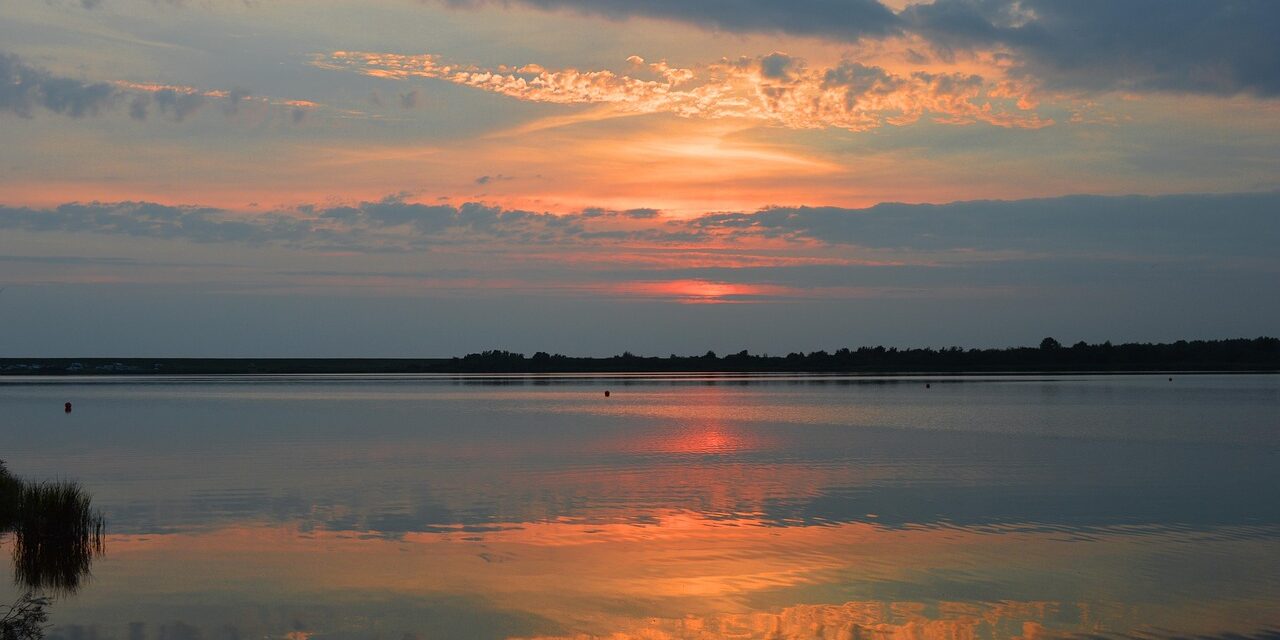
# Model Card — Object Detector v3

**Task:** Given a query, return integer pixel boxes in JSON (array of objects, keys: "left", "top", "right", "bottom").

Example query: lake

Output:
[{"left": 1, "top": 374, "right": 1278, "bottom": 639}]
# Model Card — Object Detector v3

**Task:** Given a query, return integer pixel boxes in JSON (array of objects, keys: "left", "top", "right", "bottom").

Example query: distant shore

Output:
[{"left": 2, "top": 337, "right": 1277, "bottom": 376}]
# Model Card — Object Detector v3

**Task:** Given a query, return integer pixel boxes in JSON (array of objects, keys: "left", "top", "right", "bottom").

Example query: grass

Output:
[
  {"left": 0, "top": 463, "right": 22, "bottom": 527},
  {"left": 0, "top": 461, "right": 105, "bottom": 594}
]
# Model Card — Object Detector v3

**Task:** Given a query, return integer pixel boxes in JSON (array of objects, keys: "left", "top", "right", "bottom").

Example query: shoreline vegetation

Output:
[
  {"left": 0, "top": 462, "right": 105, "bottom": 595},
  {"left": 1, "top": 461, "right": 106, "bottom": 640},
  {"left": 0, "top": 337, "right": 1276, "bottom": 375}
]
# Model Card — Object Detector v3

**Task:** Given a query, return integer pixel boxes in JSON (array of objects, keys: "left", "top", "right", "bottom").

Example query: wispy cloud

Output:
[
  {"left": 118, "top": 82, "right": 326, "bottom": 123},
  {"left": 316, "top": 51, "right": 1050, "bottom": 132},
  {"left": 1, "top": 51, "right": 329, "bottom": 123}
]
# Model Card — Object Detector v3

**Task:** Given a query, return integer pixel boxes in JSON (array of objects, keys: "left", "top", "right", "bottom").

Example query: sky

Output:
[{"left": 0, "top": 0, "right": 1277, "bottom": 356}]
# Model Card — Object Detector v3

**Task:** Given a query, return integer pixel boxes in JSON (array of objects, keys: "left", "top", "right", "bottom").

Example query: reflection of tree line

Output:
[{"left": 0, "top": 461, "right": 104, "bottom": 640}]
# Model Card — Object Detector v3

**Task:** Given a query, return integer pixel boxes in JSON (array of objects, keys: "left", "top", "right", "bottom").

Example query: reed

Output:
[
  {"left": 0, "top": 462, "right": 105, "bottom": 594},
  {"left": 0, "top": 462, "right": 21, "bottom": 528},
  {"left": 11, "top": 482, "right": 105, "bottom": 594}
]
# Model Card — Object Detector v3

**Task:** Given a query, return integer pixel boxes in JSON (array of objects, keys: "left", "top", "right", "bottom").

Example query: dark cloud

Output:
[
  {"left": 223, "top": 87, "right": 251, "bottom": 115},
  {"left": 0, "top": 202, "right": 314, "bottom": 245},
  {"left": 128, "top": 94, "right": 150, "bottom": 120},
  {"left": 0, "top": 197, "right": 588, "bottom": 250},
  {"left": 125, "top": 87, "right": 259, "bottom": 122},
  {"left": 441, "top": 0, "right": 901, "bottom": 40},
  {"left": 359, "top": 198, "right": 458, "bottom": 228},
  {"left": 0, "top": 51, "right": 304, "bottom": 124},
  {"left": 758, "top": 52, "right": 795, "bottom": 80},
  {"left": 309, "top": 196, "right": 602, "bottom": 245},
  {"left": 622, "top": 208, "right": 660, "bottom": 219},
  {"left": 474, "top": 174, "right": 515, "bottom": 185},
  {"left": 2, "top": 192, "right": 1276, "bottom": 261},
  {"left": 905, "top": 0, "right": 1280, "bottom": 97},
  {"left": 435, "top": 1, "right": 1279, "bottom": 98},
  {"left": 152, "top": 88, "right": 205, "bottom": 121},
  {"left": 821, "top": 61, "right": 905, "bottom": 108},
  {"left": 0, "top": 51, "right": 264, "bottom": 127},
  {"left": 47, "top": 1, "right": 1280, "bottom": 99},
  {"left": 0, "top": 52, "right": 118, "bottom": 118},
  {"left": 693, "top": 192, "right": 1280, "bottom": 258}
]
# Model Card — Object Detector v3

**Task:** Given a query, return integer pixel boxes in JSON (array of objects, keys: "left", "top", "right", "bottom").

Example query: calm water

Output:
[{"left": 1, "top": 374, "right": 1278, "bottom": 640}]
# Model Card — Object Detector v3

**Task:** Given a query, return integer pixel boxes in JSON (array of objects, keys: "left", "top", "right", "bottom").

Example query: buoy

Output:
[
  {"left": 64, "top": 402, "right": 72, "bottom": 414},
  {"left": 604, "top": 390, "right": 611, "bottom": 397},
  {"left": 1168, "top": 377, "right": 1173, "bottom": 382},
  {"left": 925, "top": 383, "right": 931, "bottom": 389}
]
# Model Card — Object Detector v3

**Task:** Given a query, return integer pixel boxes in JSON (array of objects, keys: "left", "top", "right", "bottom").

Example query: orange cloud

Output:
[{"left": 316, "top": 51, "right": 1051, "bottom": 132}]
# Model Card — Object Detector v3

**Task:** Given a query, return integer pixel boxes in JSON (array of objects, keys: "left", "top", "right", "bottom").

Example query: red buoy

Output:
[
  {"left": 604, "top": 390, "right": 610, "bottom": 397},
  {"left": 64, "top": 402, "right": 72, "bottom": 413}
]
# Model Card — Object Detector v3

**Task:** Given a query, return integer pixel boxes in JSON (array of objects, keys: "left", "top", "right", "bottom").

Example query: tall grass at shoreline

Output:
[
  {"left": 0, "top": 465, "right": 21, "bottom": 525},
  {"left": 0, "top": 462, "right": 105, "bottom": 593}
]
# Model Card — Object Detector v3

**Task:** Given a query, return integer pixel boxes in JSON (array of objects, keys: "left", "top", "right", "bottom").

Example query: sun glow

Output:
[{"left": 620, "top": 279, "right": 782, "bottom": 303}]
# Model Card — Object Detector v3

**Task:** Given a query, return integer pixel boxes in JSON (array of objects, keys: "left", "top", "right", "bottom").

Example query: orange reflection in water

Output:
[
  {"left": 583, "top": 385, "right": 780, "bottom": 461},
  {"left": 602, "top": 419, "right": 765, "bottom": 457},
  {"left": 516, "top": 600, "right": 1120, "bottom": 640},
  {"left": 590, "top": 385, "right": 778, "bottom": 457},
  {"left": 78, "top": 513, "right": 1280, "bottom": 640},
  {"left": 658, "top": 423, "right": 747, "bottom": 455}
]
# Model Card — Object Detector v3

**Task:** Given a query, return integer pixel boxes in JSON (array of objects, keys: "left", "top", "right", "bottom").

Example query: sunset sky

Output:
[{"left": 1, "top": 0, "right": 1277, "bottom": 356}]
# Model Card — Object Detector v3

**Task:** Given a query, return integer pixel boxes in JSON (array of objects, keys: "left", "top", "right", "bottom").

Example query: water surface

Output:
[{"left": 2, "top": 374, "right": 1278, "bottom": 639}]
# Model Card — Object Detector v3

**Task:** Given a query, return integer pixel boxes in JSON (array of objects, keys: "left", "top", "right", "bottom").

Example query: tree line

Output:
[
  {"left": 444, "top": 337, "right": 1279, "bottom": 373},
  {"left": 1, "top": 337, "right": 1276, "bottom": 375}
]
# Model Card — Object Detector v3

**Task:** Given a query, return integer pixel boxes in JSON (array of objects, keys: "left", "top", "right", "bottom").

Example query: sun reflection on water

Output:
[
  {"left": 3, "top": 376, "right": 1278, "bottom": 640},
  {"left": 63, "top": 512, "right": 1280, "bottom": 640}
]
